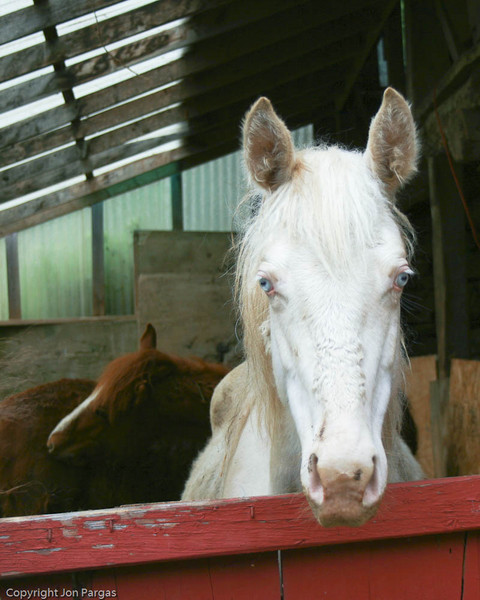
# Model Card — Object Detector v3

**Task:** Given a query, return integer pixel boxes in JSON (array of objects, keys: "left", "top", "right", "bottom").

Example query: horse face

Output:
[
  {"left": 243, "top": 89, "right": 417, "bottom": 526},
  {"left": 47, "top": 349, "right": 183, "bottom": 462},
  {"left": 260, "top": 219, "right": 409, "bottom": 526},
  {"left": 47, "top": 387, "right": 107, "bottom": 463},
  {"left": 47, "top": 377, "right": 154, "bottom": 461}
]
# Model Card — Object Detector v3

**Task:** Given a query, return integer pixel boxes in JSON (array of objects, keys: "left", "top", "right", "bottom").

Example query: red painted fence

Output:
[{"left": 0, "top": 476, "right": 479, "bottom": 599}]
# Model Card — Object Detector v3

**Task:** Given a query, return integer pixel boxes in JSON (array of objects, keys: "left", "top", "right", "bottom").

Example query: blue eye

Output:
[
  {"left": 394, "top": 271, "right": 410, "bottom": 289},
  {"left": 259, "top": 277, "right": 274, "bottom": 294}
]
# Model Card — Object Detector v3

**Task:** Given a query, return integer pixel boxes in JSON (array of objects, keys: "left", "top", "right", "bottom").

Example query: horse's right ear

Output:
[
  {"left": 243, "top": 97, "right": 296, "bottom": 192},
  {"left": 140, "top": 323, "right": 157, "bottom": 350}
]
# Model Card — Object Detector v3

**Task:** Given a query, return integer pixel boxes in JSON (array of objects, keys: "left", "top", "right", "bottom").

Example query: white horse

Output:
[{"left": 182, "top": 88, "right": 423, "bottom": 527}]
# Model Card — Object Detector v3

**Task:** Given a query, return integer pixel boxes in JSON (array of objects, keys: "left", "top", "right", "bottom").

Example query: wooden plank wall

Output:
[
  {"left": 406, "top": 357, "right": 480, "bottom": 479},
  {"left": 447, "top": 359, "right": 480, "bottom": 476},
  {"left": 406, "top": 356, "right": 437, "bottom": 478}
]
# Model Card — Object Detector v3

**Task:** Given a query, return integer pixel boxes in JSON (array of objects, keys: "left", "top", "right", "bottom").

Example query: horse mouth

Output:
[{"left": 304, "top": 487, "right": 381, "bottom": 528}]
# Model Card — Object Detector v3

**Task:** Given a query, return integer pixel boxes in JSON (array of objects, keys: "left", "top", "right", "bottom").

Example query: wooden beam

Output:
[
  {"left": 5, "top": 233, "right": 21, "bottom": 320},
  {"left": 1, "top": 86, "right": 333, "bottom": 209},
  {"left": 0, "top": 0, "right": 234, "bottom": 84},
  {"left": 0, "top": 104, "right": 332, "bottom": 236},
  {"left": 1, "top": 477, "right": 480, "bottom": 578},
  {"left": 428, "top": 154, "right": 470, "bottom": 379},
  {"left": 0, "top": 0, "right": 381, "bottom": 150},
  {"left": 170, "top": 174, "right": 183, "bottom": 231},
  {"left": 434, "top": 0, "right": 462, "bottom": 62},
  {"left": 335, "top": 0, "right": 398, "bottom": 112},
  {"left": 430, "top": 378, "right": 450, "bottom": 478},
  {"left": 383, "top": 3, "right": 406, "bottom": 94},
  {"left": 91, "top": 202, "right": 105, "bottom": 316},
  {"left": 0, "top": 0, "right": 317, "bottom": 114},
  {"left": 404, "top": 0, "right": 453, "bottom": 108},
  {"left": 0, "top": 0, "right": 119, "bottom": 46},
  {"left": 415, "top": 41, "right": 480, "bottom": 123},
  {"left": 0, "top": 40, "right": 357, "bottom": 199}
]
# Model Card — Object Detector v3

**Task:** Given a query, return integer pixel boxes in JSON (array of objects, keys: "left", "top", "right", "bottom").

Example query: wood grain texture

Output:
[
  {"left": 1, "top": 476, "right": 480, "bottom": 579},
  {"left": 406, "top": 355, "right": 437, "bottom": 478},
  {"left": 463, "top": 531, "right": 480, "bottom": 600},
  {"left": 447, "top": 359, "right": 480, "bottom": 476},
  {"left": 282, "top": 532, "right": 465, "bottom": 599}
]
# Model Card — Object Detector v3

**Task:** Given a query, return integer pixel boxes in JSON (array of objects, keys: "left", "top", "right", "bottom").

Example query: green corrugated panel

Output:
[
  {"left": 17, "top": 208, "right": 93, "bottom": 319},
  {"left": 103, "top": 178, "right": 172, "bottom": 315},
  {"left": 182, "top": 125, "right": 313, "bottom": 232},
  {"left": 0, "top": 238, "right": 8, "bottom": 320}
]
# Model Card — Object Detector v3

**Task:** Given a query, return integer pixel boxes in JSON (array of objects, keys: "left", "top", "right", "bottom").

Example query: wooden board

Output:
[
  {"left": 136, "top": 273, "right": 236, "bottom": 361},
  {"left": 1, "top": 477, "right": 480, "bottom": 579},
  {"left": 447, "top": 359, "right": 480, "bottom": 476},
  {"left": 282, "top": 532, "right": 465, "bottom": 599},
  {"left": 405, "top": 355, "right": 437, "bottom": 478},
  {"left": 134, "top": 231, "right": 237, "bottom": 362}
]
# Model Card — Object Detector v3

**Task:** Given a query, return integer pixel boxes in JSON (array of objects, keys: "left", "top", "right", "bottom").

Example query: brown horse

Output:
[{"left": 0, "top": 324, "right": 229, "bottom": 517}]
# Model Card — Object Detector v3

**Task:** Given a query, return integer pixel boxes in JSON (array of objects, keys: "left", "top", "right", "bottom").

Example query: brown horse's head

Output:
[{"left": 47, "top": 324, "right": 229, "bottom": 463}]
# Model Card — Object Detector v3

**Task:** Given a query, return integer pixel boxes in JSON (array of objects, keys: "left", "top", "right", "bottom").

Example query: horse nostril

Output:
[{"left": 308, "top": 453, "right": 318, "bottom": 474}]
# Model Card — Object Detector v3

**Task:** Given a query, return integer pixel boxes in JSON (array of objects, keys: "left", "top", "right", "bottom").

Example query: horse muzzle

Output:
[{"left": 305, "top": 456, "right": 383, "bottom": 527}]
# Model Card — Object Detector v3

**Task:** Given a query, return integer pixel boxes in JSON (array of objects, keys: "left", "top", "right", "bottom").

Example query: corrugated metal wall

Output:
[
  {"left": 182, "top": 125, "right": 313, "bottom": 232},
  {"left": 103, "top": 178, "right": 171, "bottom": 314},
  {"left": 1, "top": 125, "right": 312, "bottom": 319},
  {"left": 183, "top": 151, "right": 243, "bottom": 232},
  {"left": 17, "top": 208, "right": 93, "bottom": 319},
  {"left": 0, "top": 238, "right": 8, "bottom": 320}
]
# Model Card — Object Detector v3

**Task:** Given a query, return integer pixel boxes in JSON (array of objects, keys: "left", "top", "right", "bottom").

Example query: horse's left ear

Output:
[
  {"left": 365, "top": 87, "right": 418, "bottom": 193},
  {"left": 243, "top": 97, "right": 296, "bottom": 191},
  {"left": 140, "top": 323, "right": 157, "bottom": 350}
]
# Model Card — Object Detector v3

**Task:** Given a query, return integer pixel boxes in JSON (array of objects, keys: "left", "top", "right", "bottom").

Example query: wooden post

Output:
[
  {"left": 383, "top": 2, "right": 406, "bottom": 94},
  {"left": 5, "top": 233, "right": 21, "bottom": 319},
  {"left": 91, "top": 203, "right": 105, "bottom": 316},
  {"left": 428, "top": 154, "right": 469, "bottom": 477},
  {"left": 170, "top": 172, "right": 183, "bottom": 231},
  {"left": 404, "top": 0, "right": 452, "bottom": 106},
  {"left": 428, "top": 154, "right": 469, "bottom": 377}
]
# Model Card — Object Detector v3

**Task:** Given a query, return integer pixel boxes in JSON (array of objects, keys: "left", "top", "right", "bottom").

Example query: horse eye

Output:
[
  {"left": 258, "top": 277, "right": 274, "bottom": 294},
  {"left": 394, "top": 271, "right": 410, "bottom": 290}
]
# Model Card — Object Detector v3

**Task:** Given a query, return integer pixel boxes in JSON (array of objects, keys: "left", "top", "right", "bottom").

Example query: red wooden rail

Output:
[
  {"left": 0, "top": 476, "right": 479, "bottom": 576},
  {"left": 0, "top": 476, "right": 479, "bottom": 599}
]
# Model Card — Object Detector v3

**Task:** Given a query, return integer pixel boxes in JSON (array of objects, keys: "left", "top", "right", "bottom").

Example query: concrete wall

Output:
[
  {"left": 0, "top": 230, "right": 240, "bottom": 400},
  {"left": 134, "top": 231, "right": 240, "bottom": 363},
  {"left": 0, "top": 317, "right": 137, "bottom": 399}
]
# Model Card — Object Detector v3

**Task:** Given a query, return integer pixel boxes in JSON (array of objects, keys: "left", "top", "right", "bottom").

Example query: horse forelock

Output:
[
  {"left": 94, "top": 350, "right": 227, "bottom": 420},
  {"left": 234, "top": 144, "right": 414, "bottom": 436},
  {"left": 95, "top": 349, "right": 175, "bottom": 418}
]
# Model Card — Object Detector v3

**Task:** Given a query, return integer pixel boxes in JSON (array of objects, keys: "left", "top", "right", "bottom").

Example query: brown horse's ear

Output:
[
  {"left": 140, "top": 323, "right": 157, "bottom": 350},
  {"left": 365, "top": 87, "right": 418, "bottom": 194},
  {"left": 243, "top": 97, "right": 296, "bottom": 192}
]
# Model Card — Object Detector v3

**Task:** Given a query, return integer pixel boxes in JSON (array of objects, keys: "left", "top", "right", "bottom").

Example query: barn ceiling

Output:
[{"left": 0, "top": 0, "right": 398, "bottom": 236}]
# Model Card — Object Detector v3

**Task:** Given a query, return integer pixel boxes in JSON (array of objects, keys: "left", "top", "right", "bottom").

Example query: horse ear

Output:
[
  {"left": 140, "top": 323, "right": 157, "bottom": 350},
  {"left": 243, "top": 97, "right": 296, "bottom": 191},
  {"left": 365, "top": 87, "right": 418, "bottom": 193}
]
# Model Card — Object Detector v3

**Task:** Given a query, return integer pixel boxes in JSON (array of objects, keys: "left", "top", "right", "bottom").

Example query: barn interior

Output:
[{"left": 0, "top": 0, "right": 479, "bottom": 502}]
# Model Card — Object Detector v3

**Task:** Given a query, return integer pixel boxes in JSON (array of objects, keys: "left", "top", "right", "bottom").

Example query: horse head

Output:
[
  {"left": 47, "top": 324, "right": 228, "bottom": 463},
  {"left": 239, "top": 88, "right": 419, "bottom": 526}
]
